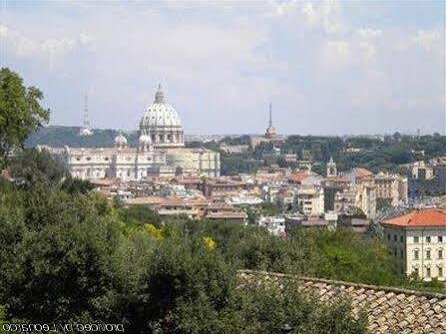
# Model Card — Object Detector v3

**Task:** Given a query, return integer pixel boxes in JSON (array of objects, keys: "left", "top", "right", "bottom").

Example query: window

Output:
[
  {"left": 394, "top": 235, "right": 397, "bottom": 242},
  {"left": 413, "top": 267, "right": 419, "bottom": 276},
  {"left": 387, "top": 234, "right": 391, "bottom": 241},
  {"left": 413, "top": 249, "right": 419, "bottom": 260},
  {"left": 400, "top": 249, "right": 404, "bottom": 258},
  {"left": 426, "top": 267, "right": 431, "bottom": 278},
  {"left": 86, "top": 157, "right": 91, "bottom": 161},
  {"left": 414, "top": 236, "right": 419, "bottom": 243},
  {"left": 438, "top": 249, "right": 443, "bottom": 259},
  {"left": 426, "top": 249, "right": 431, "bottom": 260},
  {"left": 400, "top": 235, "right": 404, "bottom": 243},
  {"left": 439, "top": 267, "right": 443, "bottom": 277},
  {"left": 439, "top": 236, "right": 443, "bottom": 243},
  {"left": 426, "top": 236, "right": 431, "bottom": 243}
]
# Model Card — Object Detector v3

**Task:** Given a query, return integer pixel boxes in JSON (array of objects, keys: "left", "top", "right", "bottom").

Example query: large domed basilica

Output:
[
  {"left": 41, "top": 85, "right": 220, "bottom": 181},
  {"left": 139, "top": 84, "right": 184, "bottom": 148}
]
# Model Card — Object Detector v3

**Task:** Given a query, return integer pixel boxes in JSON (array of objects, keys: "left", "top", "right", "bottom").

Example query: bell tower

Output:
[{"left": 326, "top": 156, "right": 337, "bottom": 177}]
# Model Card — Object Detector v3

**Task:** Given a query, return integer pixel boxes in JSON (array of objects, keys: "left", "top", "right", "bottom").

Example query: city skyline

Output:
[{"left": 1, "top": 1, "right": 445, "bottom": 135}]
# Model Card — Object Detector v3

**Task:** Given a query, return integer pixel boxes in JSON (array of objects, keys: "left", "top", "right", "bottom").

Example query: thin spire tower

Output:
[
  {"left": 265, "top": 102, "right": 277, "bottom": 139},
  {"left": 269, "top": 102, "right": 273, "bottom": 127},
  {"left": 79, "top": 92, "right": 93, "bottom": 136}
]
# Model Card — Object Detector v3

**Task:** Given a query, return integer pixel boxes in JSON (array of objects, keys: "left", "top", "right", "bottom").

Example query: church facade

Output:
[{"left": 40, "top": 85, "right": 220, "bottom": 181}]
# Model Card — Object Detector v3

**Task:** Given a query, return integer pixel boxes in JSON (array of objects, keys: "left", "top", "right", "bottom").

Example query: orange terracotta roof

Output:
[
  {"left": 287, "top": 171, "right": 310, "bottom": 183},
  {"left": 354, "top": 167, "right": 374, "bottom": 178},
  {"left": 383, "top": 209, "right": 446, "bottom": 227}
]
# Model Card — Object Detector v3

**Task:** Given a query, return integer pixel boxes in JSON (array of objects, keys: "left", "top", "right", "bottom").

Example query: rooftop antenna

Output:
[{"left": 79, "top": 92, "right": 93, "bottom": 136}]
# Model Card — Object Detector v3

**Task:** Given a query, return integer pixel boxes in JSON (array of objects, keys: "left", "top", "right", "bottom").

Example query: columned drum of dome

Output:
[{"left": 139, "top": 85, "right": 185, "bottom": 149}]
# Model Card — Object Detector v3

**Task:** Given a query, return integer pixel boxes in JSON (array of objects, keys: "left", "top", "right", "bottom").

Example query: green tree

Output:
[
  {"left": 9, "top": 148, "right": 67, "bottom": 186},
  {"left": 0, "top": 183, "right": 132, "bottom": 323},
  {"left": 9, "top": 148, "right": 93, "bottom": 194},
  {"left": 0, "top": 68, "right": 49, "bottom": 169}
]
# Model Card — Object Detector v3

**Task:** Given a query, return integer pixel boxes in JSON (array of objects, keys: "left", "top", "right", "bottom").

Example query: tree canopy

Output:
[{"left": 0, "top": 68, "right": 49, "bottom": 168}]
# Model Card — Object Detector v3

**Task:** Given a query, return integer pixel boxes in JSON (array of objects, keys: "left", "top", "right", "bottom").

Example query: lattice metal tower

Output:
[{"left": 79, "top": 92, "right": 93, "bottom": 136}]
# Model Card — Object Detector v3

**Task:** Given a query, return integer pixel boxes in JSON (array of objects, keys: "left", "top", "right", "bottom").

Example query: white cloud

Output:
[
  {"left": 413, "top": 29, "right": 442, "bottom": 52},
  {"left": 357, "top": 28, "right": 382, "bottom": 39},
  {"left": 1, "top": 22, "right": 94, "bottom": 70},
  {"left": 1, "top": 1, "right": 444, "bottom": 134},
  {"left": 0, "top": 23, "right": 8, "bottom": 38}
]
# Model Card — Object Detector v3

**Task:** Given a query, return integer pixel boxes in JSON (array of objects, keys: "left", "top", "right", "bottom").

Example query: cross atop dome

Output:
[{"left": 154, "top": 83, "right": 165, "bottom": 104}]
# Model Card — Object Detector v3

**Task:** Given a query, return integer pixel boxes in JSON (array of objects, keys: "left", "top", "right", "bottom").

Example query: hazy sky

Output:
[{"left": 1, "top": 1, "right": 445, "bottom": 135}]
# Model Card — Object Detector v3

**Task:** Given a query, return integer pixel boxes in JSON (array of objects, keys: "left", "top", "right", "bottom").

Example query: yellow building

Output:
[{"left": 382, "top": 209, "right": 446, "bottom": 281}]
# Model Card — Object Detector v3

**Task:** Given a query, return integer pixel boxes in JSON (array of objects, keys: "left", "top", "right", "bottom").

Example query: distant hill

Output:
[{"left": 25, "top": 126, "right": 138, "bottom": 148}]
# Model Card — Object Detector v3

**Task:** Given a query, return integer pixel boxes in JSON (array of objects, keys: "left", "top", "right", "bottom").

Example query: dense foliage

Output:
[
  {"left": 0, "top": 68, "right": 49, "bottom": 169},
  {"left": 218, "top": 134, "right": 446, "bottom": 175},
  {"left": 0, "top": 158, "right": 369, "bottom": 333}
]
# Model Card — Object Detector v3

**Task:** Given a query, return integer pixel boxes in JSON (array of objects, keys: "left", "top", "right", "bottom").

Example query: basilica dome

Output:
[
  {"left": 139, "top": 85, "right": 184, "bottom": 148},
  {"left": 114, "top": 133, "right": 127, "bottom": 148}
]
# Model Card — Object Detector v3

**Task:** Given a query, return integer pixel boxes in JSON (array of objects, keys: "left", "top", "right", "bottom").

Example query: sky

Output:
[{"left": 1, "top": 0, "right": 445, "bottom": 135}]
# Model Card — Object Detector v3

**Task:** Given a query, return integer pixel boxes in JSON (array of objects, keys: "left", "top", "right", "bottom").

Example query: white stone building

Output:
[
  {"left": 374, "top": 172, "right": 408, "bottom": 207},
  {"left": 382, "top": 209, "right": 446, "bottom": 281},
  {"left": 41, "top": 85, "right": 220, "bottom": 181},
  {"left": 296, "top": 185, "right": 325, "bottom": 216}
]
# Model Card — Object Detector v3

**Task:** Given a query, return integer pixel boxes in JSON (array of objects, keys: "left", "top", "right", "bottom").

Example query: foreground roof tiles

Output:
[
  {"left": 383, "top": 209, "right": 446, "bottom": 227},
  {"left": 237, "top": 270, "right": 446, "bottom": 334}
]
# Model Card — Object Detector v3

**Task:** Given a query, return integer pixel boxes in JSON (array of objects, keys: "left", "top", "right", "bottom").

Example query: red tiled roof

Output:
[
  {"left": 354, "top": 167, "right": 374, "bottom": 178},
  {"left": 383, "top": 209, "right": 446, "bottom": 227},
  {"left": 287, "top": 171, "right": 310, "bottom": 183},
  {"left": 238, "top": 270, "right": 446, "bottom": 334}
]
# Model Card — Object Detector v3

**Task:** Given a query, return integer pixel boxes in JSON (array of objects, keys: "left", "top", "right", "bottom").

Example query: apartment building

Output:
[
  {"left": 381, "top": 209, "right": 446, "bottom": 281},
  {"left": 296, "top": 185, "right": 324, "bottom": 216},
  {"left": 375, "top": 172, "right": 408, "bottom": 207}
]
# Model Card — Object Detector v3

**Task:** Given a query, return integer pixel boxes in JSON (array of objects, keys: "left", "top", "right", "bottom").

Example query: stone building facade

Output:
[
  {"left": 375, "top": 172, "right": 408, "bottom": 207},
  {"left": 41, "top": 85, "right": 220, "bottom": 181},
  {"left": 382, "top": 209, "right": 446, "bottom": 281}
]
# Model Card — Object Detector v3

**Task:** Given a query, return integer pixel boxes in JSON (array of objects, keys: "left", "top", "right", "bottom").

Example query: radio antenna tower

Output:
[{"left": 79, "top": 92, "right": 93, "bottom": 136}]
